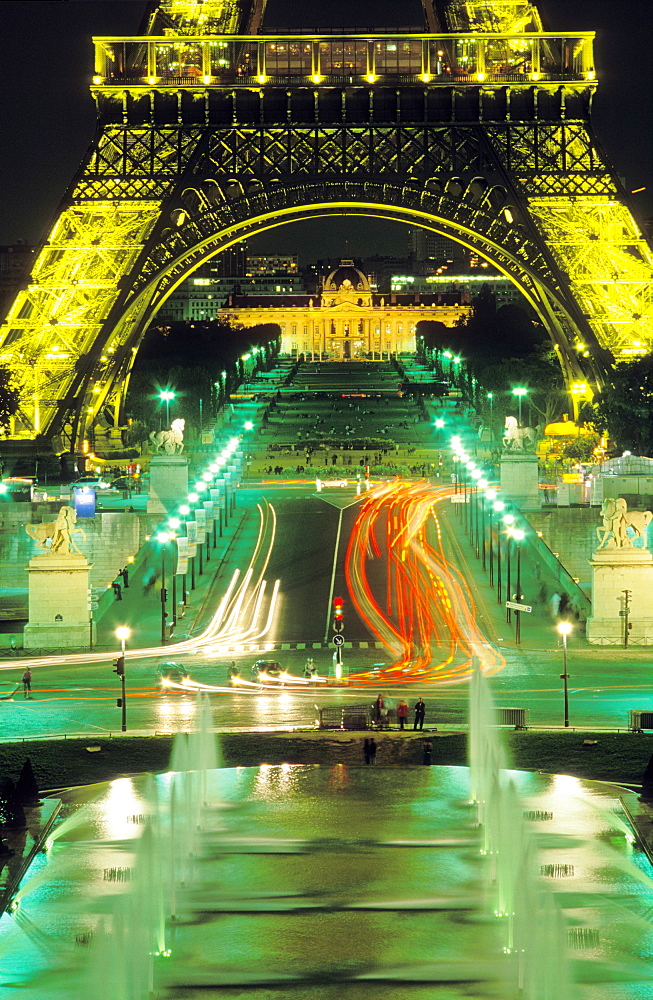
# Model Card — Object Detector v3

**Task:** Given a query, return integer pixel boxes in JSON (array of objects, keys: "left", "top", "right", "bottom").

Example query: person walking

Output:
[
  {"left": 413, "top": 697, "right": 426, "bottom": 731},
  {"left": 369, "top": 737, "right": 377, "bottom": 764},
  {"left": 397, "top": 700, "right": 409, "bottom": 730},
  {"left": 112, "top": 581, "right": 122, "bottom": 601},
  {"left": 374, "top": 694, "right": 384, "bottom": 727},
  {"left": 22, "top": 668, "right": 32, "bottom": 699},
  {"left": 363, "top": 738, "right": 372, "bottom": 765}
]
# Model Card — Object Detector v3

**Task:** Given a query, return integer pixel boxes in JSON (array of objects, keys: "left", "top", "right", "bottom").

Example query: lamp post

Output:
[
  {"left": 476, "top": 478, "right": 486, "bottom": 569},
  {"left": 167, "top": 520, "right": 180, "bottom": 624},
  {"left": 157, "top": 532, "right": 169, "bottom": 644},
  {"left": 512, "top": 528, "right": 525, "bottom": 643},
  {"left": 471, "top": 469, "right": 482, "bottom": 555},
  {"left": 557, "top": 621, "right": 572, "bottom": 727},
  {"left": 512, "top": 386, "right": 528, "bottom": 426},
  {"left": 178, "top": 505, "right": 190, "bottom": 602},
  {"left": 465, "top": 462, "right": 476, "bottom": 537},
  {"left": 115, "top": 626, "right": 130, "bottom": 732},
  {"left": 159, "top": 389, "right": 175, "bottom": 428},
  {"left": 489, "top": 498, "right": 504, "bottom": 587},
  {"left": 501, "top": 513, "right": 515, "bottom": 609}
]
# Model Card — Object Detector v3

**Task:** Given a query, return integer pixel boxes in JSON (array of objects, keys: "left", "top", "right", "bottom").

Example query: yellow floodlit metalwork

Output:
[
  {"left": 158, "top": 0, "right": 242, "bottom": 34},
  {"left": 529, "top": 198, "right": 653, "bottom": 359},
  {"left": 0, "top": 202, "right": 160, "bottom": 437},
  {"left": 444, "top": 1, "right": 542, "bottom": 33}
]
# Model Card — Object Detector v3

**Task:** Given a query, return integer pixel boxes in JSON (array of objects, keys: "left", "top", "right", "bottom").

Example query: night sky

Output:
[{"left": 0, "top": 0, "right": 651, "bottom": 261}]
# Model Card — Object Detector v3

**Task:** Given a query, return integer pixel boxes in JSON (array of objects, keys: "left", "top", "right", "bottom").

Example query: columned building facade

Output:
[{"left": 220, "top": 260, "right": 468, "bottom": 360}]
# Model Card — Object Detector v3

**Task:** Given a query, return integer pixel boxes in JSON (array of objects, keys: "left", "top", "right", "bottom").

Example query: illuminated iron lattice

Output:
[{"left": 0, "top": 0, "right": 650, "bottom": 450}]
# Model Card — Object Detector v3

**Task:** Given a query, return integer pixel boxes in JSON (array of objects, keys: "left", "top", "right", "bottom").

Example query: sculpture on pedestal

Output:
[
  {"left": 150, "top": 417, "right": 185, "bottom": 454},
  {"left": 25, "top": 505, "right": 87, "bottom": 555},
  {"left": 502, "top": 415, "right": 537, "bottom": 452},
  {"left": 596, "top": 497, "right": 653, "bottom": 550}
]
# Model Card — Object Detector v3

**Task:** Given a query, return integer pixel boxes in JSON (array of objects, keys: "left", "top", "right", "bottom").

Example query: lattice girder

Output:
[{"left": 528, "top": 198, "right": 653, "bottom": 358}]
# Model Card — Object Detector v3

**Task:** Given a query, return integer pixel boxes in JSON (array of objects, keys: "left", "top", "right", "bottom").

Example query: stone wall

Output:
[
  {"left": 0, "top": 503, "right": 163, "bottom": 617},
  {"left": 526, "top": 507, "right": 598, "bottom": 589}
]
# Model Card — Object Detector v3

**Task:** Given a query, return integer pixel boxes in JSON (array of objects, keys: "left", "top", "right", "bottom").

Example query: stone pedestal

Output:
[
  {"left": 500, "top": 452, "right": 540, "bottom": 510},
  {"left": 147, "top": 454, "right": 189, "bottom": 513},
  {"left": 587, "top": 547, "right": 653, "bottom": 645},
  {"left": 24, "top": 554, "right": 95, "bottom": 649}
]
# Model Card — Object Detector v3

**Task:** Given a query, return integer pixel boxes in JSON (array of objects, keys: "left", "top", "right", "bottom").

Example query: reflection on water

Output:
[{"left": 1, "top": 766, "right": 652, "bottom": 1000}]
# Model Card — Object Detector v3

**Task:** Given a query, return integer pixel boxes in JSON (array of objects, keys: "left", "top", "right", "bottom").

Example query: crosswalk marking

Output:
[{"left": 232, "top": 641, "right": 385, "bottom": 652}]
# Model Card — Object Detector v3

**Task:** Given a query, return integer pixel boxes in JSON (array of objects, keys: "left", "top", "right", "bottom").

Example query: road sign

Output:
[
  {"left": 450, "top": 495, "right": 469, "bottom": 503},
  {"left": 333, "top": 634, "right": 345, "bottom": 646},
  {"left": 619, "top": 610, "right": 628, "bottom": 617},
  {"left": 505, "top": 601, "right": 532, "bottom": 613}
]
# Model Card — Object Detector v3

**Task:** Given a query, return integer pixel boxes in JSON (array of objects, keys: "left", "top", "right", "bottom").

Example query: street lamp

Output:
[
  {"left": 488, "top": 497, "right": 503, "bottom": 586},
  {"left": 115, "top": 626, "right": 130, "bottom": 732},
  {"left": 478, "top": 480, "right": 489, "bottom": 565},
  {"left": 471, "top": 468, "right": 482, "bottom": 553},
  {"left": 500, "top": 513, "right": 515, "bottom": 608},
  {"left": 159, "top": 389, "right": 176, "bottom": 427},
  {"left": 557, "top": 621, "right": 573, "bottom": 727},
  {"left": 157, "top": 532, "right": 170, "bottom": 644},
  {"left": 512, "top": 528, "right": 525, "bottom": 643},
  {"left": 512, "top": 386, "right": 528, "bottom": 426}
]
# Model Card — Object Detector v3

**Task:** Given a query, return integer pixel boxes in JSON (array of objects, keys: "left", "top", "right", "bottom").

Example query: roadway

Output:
[
  {"left": 0, "top": 360, "right": 651, "bottom": 738},
  {"left": 0, "top": 479, "right": 651, "bottom": 739}
]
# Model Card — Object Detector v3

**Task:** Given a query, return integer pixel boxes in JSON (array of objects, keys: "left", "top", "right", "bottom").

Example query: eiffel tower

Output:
[{"left": 1, "top": 0, "right": 651, "bottom": 455}]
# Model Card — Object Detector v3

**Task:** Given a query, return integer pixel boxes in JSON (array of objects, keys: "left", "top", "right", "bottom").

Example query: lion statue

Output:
[
  {"left": 25, "top": 505, "right": 87, "bottom": 556},
  {"left": 150, "top": 417, "right": 185, "bottom": 455}
]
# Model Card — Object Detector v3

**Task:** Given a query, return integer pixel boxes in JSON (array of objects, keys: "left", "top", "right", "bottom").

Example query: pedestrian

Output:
[
  {"left": 413, "top": 697, "right": 426, "bottom": 730},
  {"left": 363, "top": 738, "right": 372, "bottom": 765},
  {"left": 374, "top": 693, "right": 384, "bottom": 727},
  {"left": 369, "top": 737, "right": 377, "bottom": 764},
  {"left": 22, "top": 668, "right": 32, "bottom": 699},
  {"left": 112, "top": 581, "right": 122, "bottom": 601},
  {"left": 119, "top": 567, "right": 129, "bottom": 589},
  {"left": 422, "top": 740, "right": 432, "bottom": 765},
  {"left": 228, "top": 661, "right": 239, "bottom": 679},
  {"left": 397, "top": 699, "right": 409, "bottom": 730}
]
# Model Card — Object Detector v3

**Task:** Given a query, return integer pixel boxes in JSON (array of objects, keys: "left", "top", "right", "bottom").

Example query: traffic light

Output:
[
  {"left": 333, "top": 597, "right": 344, "bottom": 633},
  {"left": 161, "top": 588, "right": 168, "bottom": 603},
  {"left": 113, "top": 656, "right": 125, "bottom": 676}
]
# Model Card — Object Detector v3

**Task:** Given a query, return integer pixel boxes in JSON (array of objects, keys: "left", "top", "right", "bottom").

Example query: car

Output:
[
  {"left": 156, "top": 662, "right": 189, "bottom": 688},
  {"left": 70, "top": 474, "right": 110, "bottom": 490},
  {"left": 251, "top": 658, "right": 283, "bottom": 679}
]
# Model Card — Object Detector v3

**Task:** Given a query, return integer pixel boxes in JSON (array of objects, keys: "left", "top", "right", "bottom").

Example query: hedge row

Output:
[{"left": 1, "top": 729, "right": 652, "bottom": 793}]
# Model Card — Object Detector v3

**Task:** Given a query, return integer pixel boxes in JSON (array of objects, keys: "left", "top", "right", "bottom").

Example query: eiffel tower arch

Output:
[{"left": 1, "top": 0, "right": 651, "bottom": 454}]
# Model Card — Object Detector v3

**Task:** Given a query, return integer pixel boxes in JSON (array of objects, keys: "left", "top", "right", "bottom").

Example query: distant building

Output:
[
  {"left": 219, "top": 259, "right": 469, "bottom": 360},
  {"left": 391, "top": 271, "right": 527, "bottom": 310},
  {"left": 158, "top": 250, "right": 302, "bottom": 322}
]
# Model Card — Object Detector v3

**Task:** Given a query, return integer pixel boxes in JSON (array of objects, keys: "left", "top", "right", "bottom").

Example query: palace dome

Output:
[{"left": 323, "top": 259, "right": 370, "bottom": 294}]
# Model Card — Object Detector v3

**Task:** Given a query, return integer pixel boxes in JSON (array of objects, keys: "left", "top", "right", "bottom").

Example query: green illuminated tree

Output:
[{"left": 593, "top": 357, "right": 653, "bottom": 456}]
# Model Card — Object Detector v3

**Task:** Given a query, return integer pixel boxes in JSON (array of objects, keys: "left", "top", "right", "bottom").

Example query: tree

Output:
[
  {"left": 560, "top": 433, "right": 600, "bottom": 464},
  {"left": 0, "top": 366, "right": 21, "bottom": 431},
  {"left": 593, "top": 357, "right": 653, "bottom": 456},
  {"left": 15, "top": 758, "right": 41, "bottom": 806}
]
